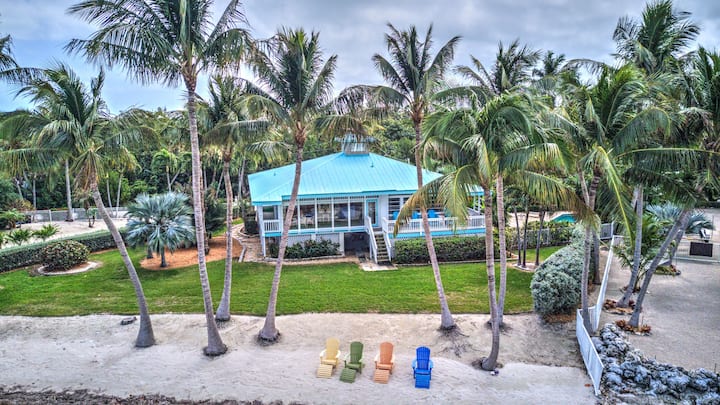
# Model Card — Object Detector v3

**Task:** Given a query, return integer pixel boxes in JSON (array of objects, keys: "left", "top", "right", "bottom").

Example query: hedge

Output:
[
  {"left": 0, "top": 229, "right": 125, "bottom": 273},
  {"left": 530, "top": 230, "right": 584, "bottom": 316},
  {"left": 394, "top": 236, "right": 491, "bottom": 264},
  {"left": 268, "top": 238, "right": 340, "bottom": 259}
]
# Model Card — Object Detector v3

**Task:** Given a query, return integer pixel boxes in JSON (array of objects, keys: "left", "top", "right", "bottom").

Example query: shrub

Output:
[
  {"left": 244, "top": 217, "right": 259, "bottom": 235},
  {"left": 7, "top": 228, "right": 33, "bottom": 246},
  {"left": 0, "top": 229, "right": 124, "bottom": 273},
  {"left": 33, "top": 224, "right": 60, "bottom": 241},
  {"left": 530, "top": 239, "right": 584, "bottom": 317},
  {"left": 394, "top": 236, "right": 491, "bottom": 264},
  {"left": 269, "top": 239, "right": 340, "bottom": 259},
  {"left": 40, "top": 240, "right": 90, "bottom": 271}
]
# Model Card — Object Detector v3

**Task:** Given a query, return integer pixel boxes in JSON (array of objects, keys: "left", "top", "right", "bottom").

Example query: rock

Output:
[
  {"left": 690, "top": 378, "right": 713, "bottom": 392},
  {"left": 634, "top": 365, "right": 650, "bottom": 386},
  {"left": 605, "top": 371, "right": 623, "bottom": 386},
  {"left": 667, "top": 374, "right": 691, "bottom": 393},
  {"left": 120, "top": 316, "right": 137, "bottom": 326},
  {"left": 698, "top": 392, "right": 720, "bottom": 405},
  {"left": 649, "top": 379, "right": 668, "bottom": 395}
]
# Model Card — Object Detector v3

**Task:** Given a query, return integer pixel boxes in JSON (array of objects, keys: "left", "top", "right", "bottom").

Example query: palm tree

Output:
[
  {"left": 126, "top": 192, "right": 195, "bottom": 268},
  {"left": 341, "top": 24, "right": 461, "bottom": 331},
  {"left": 454, "top": 39, "right": 540, "bottom": 326},
  {"left": 242, "top": 28, "right": 350, "bottom": 342},
  {"left": 200, "top": 75, "right": 269, "bottom": 322},
  {"left": 18, "top": 64, "right": 155, "bottom": 347},
  {"left": 67, "top": 0, "right": 251, "bottom": 356}
]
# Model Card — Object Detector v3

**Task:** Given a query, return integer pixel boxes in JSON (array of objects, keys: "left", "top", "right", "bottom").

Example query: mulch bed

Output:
[{"left": 140, "top": 236, "right": 243, "bottom": 271}]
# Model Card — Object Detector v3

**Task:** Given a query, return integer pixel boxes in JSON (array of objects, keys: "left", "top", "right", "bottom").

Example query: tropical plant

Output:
[
  {"left": 340, "top": 23, "right": 461, "bottom": 332},
  {"left": 15, "top": 64, "right": 155, "bottom": 347},
  {"left": 614, "top": 213, "right": 666, "bottom": 292},
  {"left": 126, "top": 192, "right": 195, "bottom": 268},
  {"left": 0, "top": 209, "right": 26, "bottom": 230},
  {"left": 7, "top": 228, "right": 32, "bottom": 246},
  {"left": 32, "top": 224, "right": 59, "bottom": 242},
  {"left": 200, "top": 75, "right": 270, "bottom": 321},
  {"left": 40, "top": 240, "right": 90, "bottom": 271},
  {"left": 242, "top": 27, "right": 355, "bottom": 343},
  {"left": 68, "top": 0, "right": 251, "bottom": 356}
]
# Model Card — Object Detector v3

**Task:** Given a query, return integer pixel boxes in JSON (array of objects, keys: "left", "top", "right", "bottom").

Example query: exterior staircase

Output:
[{"left": 373, "top": 232, "right": 390, "bottom": 263}]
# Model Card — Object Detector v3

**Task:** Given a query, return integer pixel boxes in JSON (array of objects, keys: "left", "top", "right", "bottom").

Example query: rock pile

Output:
[{"left": 594, "top": 324, "right": 720, "bottom": 404}]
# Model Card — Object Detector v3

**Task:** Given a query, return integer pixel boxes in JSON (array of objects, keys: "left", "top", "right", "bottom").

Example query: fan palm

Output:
[
  {"left": 340, "top": 24, "right": 461, "bottom": 331},
  {"left": 126, "top": 192, "right": 195, "bottom": 268},
  {"left": 17, "top": 63, "right": 155, "bottom": 347},
  {"left": 200, "top": 75, "right": 270, "bottom": 322},
  {"left": 67, "top": 0, "right": 251, "bottom": 356}
]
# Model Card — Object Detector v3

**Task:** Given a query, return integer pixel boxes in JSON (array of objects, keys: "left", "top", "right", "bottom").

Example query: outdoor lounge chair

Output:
[
  {"left": 340, "top": 341, "right": 364, "bottom": 383},
  {"left": 427, "top": 209, "right": 438, "bottom": 219},
  {"left": 317, "top": 338, "right": 341, "bottom": 378},
  {"left": 412, "top": 346, "right": 433, "bottom": 388},
  {"left": 373, "top": 341, "right": 395, "bottom": 383}
]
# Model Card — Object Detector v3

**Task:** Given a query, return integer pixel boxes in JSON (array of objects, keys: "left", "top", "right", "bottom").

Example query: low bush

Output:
[
  {"left": 40, "top": 240, "right": 90, "bottom": 271},
  {"left": 530, "top": 234, "right": 584, "bottom": 317},
  {"left": 394, "top": 236, "right": 492, "bottom": 264},
  {"left": 268, "top": 238, "right": 340, "bottom": 259},
  {"left": 0, "top": 229, "right": 124, "bottom": 273}
]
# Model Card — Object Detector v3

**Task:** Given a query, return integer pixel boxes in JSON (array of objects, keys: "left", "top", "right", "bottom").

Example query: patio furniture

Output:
[
  {"left": 412, "top": 346, "right": 433, "bottom": 388},
  {"left": 427, "top": 209, "right": 438, "bottom": 219},
  {"left": 373, "top": 341, "right": 395, "bottom": 383},
  {"left": 317, "top": 338, "right": 341, "bottom": 378},
  {"left": 340, "top": 341, "right": 364, "bottom": 383}
]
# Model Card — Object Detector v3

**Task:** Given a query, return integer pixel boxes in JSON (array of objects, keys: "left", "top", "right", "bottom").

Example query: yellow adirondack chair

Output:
[{"left": 317, "top": 338, "right": 341, "bottom": 378}]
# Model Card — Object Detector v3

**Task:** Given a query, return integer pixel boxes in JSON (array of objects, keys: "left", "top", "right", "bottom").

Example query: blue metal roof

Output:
[{"left": 249, "top": 152, "right": 448, "bottom": 205}]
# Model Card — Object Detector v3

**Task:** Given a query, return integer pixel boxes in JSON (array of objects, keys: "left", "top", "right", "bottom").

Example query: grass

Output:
[{"left": 0, "top": 246, "right": 563, "bottom": 317}]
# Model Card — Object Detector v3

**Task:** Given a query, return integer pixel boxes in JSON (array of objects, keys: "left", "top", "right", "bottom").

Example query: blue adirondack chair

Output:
[
  {"left": 427, "top": 209, "right": 438, "bottom": 219},
  {"left": 412, "top": 346, "right": 433, "bottom": 389}
]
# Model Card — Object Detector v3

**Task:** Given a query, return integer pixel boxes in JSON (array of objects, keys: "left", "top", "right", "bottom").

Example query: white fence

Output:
[
  {"left": 25, "top": 207, "right": 128, "bottom": 222},
  {"left": 576, "top": 234, "right": 622, "bottom": 396}
]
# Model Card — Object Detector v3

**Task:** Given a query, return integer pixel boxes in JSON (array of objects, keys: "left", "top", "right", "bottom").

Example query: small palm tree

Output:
[
  {"left": 68, "top": 0, "right": 251, "bottom": 356},
  {"left": 33, "top": 224, "right": 59, "bottom": 242},
  {"left": 126, "top": 192, "right": 195, "bottom": 268},
  {"left": 7, "top": 228, "right": 32, "bottom": 246}
]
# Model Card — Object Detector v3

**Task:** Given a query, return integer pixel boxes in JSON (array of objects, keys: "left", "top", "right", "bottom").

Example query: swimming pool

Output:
[{"left": 552, "top": 213, "right": 576, "bottom": 223}]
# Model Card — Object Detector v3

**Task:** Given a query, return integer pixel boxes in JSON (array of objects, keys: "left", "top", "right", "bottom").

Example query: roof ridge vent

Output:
[{"left": 339, "top": 133, "right": 370, "bottom": 155}]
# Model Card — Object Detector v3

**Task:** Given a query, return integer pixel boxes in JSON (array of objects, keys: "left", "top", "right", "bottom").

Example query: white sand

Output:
[{"left": 0, "top": 313, "right": 596, "bottom": 404}]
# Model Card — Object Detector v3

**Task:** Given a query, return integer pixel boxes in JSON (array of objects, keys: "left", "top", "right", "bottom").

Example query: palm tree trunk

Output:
[
  {"left": 215, "top": 158, "right": 234, "bottom": 322},
  {"left": 259, "top": 146, "right": 304, "bottom": 342},
  {"left": 31, "top": 177, "right": 36, "bottom": 211},
  {"left": 618, "top": 185, "right": 644, "bottom": 307},
  {"left": 90, "top": 179, "right": 154, "bottom": 347},
  {"left": 629, "top": 208, "right": 691, "bottom": 328},
  {"left": 535, "top": 210, "right": 545, "bottom": 267},
  {"left": 160, "top": 247, "right": 167, "bottom": 268},
  {"left": 64, "top": 159, "right": 74, "bottom": 222},
  {"left": 106, "top": 178, "right": 113, "bottom": 211},
  {"left": 581, "top": 225, "right": 593, "bottom": 332},
  {"left": 166, "top": 168, "right": 172, "bottom": 192},
  {"left": 413, "top": 122, "right": 455, "bottom": 331},
  {"left": 116, "top": 174, "right": 122, "bottom": 217},
  {"left": 522, "top": 203, "right": 529, "bottom": 267},
  {"left": 668, "top": 227, "right": 685, "bottom": 262},
  {"left": 496, "top": 174, "right": 507, "bottom": 326},
  {"left": 592, "top": 231, "right": 601, "bottom": 284},
  {"left": 514, "top": 207, "right": 521, "bottom": 265},
  {"left": 186, "top": 86, "right": 227, "bottom": 356},
  {"left": 239, "top": 158, "right": 246, "bottom": 220},
  {"left": 14, "top": 177, "right": 23, "bottom": 197},
  {"left": 481, "top": 187, "right": 500, "bottom": 371}
]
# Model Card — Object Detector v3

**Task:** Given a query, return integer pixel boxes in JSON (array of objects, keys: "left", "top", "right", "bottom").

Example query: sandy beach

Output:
[{"left": 0, "top": 313, "right": 596, "bottom": 404}]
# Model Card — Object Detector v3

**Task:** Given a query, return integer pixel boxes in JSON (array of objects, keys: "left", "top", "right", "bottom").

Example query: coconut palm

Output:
[
  {"left": 340, "top": 24, "right": 461, "bottom": 331},
  {"left": 454, "top": 39, "right": 540, "bottom": 326},
  {"left": 126, "top": 192, "right": 195, "bottom": 268},
  {"left": 67, "top": 0, "right": 251, "bottom": 356},
  {"left": 241, "top": 28, "right": 356, "bottom": 342},
  {"left": 17, "top": 64, "right": 155, "bottom": 347},
  {"left": 200, "top": 75, "right": 270, "bottom": 322}
]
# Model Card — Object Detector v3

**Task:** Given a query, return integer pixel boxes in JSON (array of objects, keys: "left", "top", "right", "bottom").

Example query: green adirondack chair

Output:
[{"left": 340, "top": 341, "right": 363, "bottom": 383}]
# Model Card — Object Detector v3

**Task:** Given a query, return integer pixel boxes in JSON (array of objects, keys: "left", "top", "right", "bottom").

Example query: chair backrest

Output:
[
  {"left": 416, "top": 346, "right": 430, "bottom": 370},
  {"left": 325, "top": 338, "right": 339, "bottom": 358},
  {"left": 379, "top": 341, "right": 394, "bottom": 364},
  {"left": 350, "top": 341, "right": 363, "bottom": 363}
]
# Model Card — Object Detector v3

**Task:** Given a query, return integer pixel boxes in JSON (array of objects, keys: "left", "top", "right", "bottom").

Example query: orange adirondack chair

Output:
[{"left": 373, "top": 341, "right": 395, "bottom": 383}]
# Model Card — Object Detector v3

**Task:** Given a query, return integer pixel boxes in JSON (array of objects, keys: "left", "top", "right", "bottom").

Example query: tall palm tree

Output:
[
  {"left": 454, "top": 39, "right": 540, "bottom": 326},
  {"left": 341, "top": 24, "right": 461, "bottom": 331},
  {"left": 17, "top": 64, "right": 155, "bottom": 347},
  {"left": 243, "top": 28, "right": 348, "bottom": 342},
  {"left": 126, "top": 192, "right": 195, "bottom": 268},
  {"left": 67, "top": 0, "right": 250, "bottom": 356},
  {"left": 200, "top": 75, "right": 269, "bottom": 322}
]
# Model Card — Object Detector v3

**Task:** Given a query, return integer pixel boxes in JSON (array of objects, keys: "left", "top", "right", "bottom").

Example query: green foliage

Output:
[
  {"left": 0, "top": 209, "right": 28, "bottom": 230},
  {"left": 243, "top": 217, "right": 258, "bottom": 235},
  {"left": 0, "top": 179, "right": 23, "bottom": 210},
  {"left": 530, "top": 240, "right": 584, "bottom": 316},
  {"left": 268, "top": 239, "right": 340, "bottom": 259},
  {"left": 40, "top": 240, "right": 90, "bottom": 271},
  {"left": 0, "top": 230, "right": 122, "bottom": 273},
  {"left": 33, "top": 224, "right": 59, "bottom": 241},
  {"left": 6, "top": 228, "right": 33, "bottom": 246},
  {"left": 394, "top": 236, "right": 491, "bottom": 264}
]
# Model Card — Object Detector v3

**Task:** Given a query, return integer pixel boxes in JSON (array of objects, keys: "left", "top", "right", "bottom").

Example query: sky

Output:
[{"left": 0, "top": 0, "right": 719, "bottom": 113}]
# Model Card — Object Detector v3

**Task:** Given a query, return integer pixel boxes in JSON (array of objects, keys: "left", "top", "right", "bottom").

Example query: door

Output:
[{"left": 365, "top": 199, "right": 378, "bottom": 227}]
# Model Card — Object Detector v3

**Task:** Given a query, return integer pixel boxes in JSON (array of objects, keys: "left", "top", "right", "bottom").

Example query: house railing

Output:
[
  {"left": 381, "top": 214, "right": 485, "bottom": 236},
  {"left": 263, "top": 219, "right": 281, "bottom": 234},
  {"left": 365, "top": 215, "right": 378, "bottom": 263}
]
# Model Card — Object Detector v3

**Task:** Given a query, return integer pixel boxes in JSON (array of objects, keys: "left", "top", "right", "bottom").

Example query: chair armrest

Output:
[
  {"left": 429, "top": 359, "right": 433, "bottom": 370},
  {"left": 412, "top": 359, "right": 417, "bottom": 370}
]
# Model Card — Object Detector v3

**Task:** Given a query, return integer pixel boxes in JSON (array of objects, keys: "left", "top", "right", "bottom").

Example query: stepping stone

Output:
[
  {"left": 339, "top": 367, "right": 357, "bottom": 383},
  {"left": 317, "top": 363, "right": 334, "bottom": 378},
  {"left": 373, "top": 369, "right": 390, "bottom": 384}
]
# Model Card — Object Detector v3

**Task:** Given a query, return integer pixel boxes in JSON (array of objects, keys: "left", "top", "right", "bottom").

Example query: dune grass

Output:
[{"left": 0, "top": 246, "right": 561, "bottom": 316}]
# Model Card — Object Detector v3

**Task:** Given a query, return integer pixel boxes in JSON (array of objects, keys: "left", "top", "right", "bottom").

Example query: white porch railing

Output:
[
  {"left": 381, "top": 214, "right": 485, "bottom": 235},
  {"left": 365, "top": 215, "right": 377, "bottom": 263},
  {"left": 263, "top": 219, "right": 281, "bottom": 234}
]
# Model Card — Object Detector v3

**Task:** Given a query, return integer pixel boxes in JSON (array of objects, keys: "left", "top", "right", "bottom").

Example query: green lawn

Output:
[{"left": 0, "top": 246, "right": 563, "bottom": 316}]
